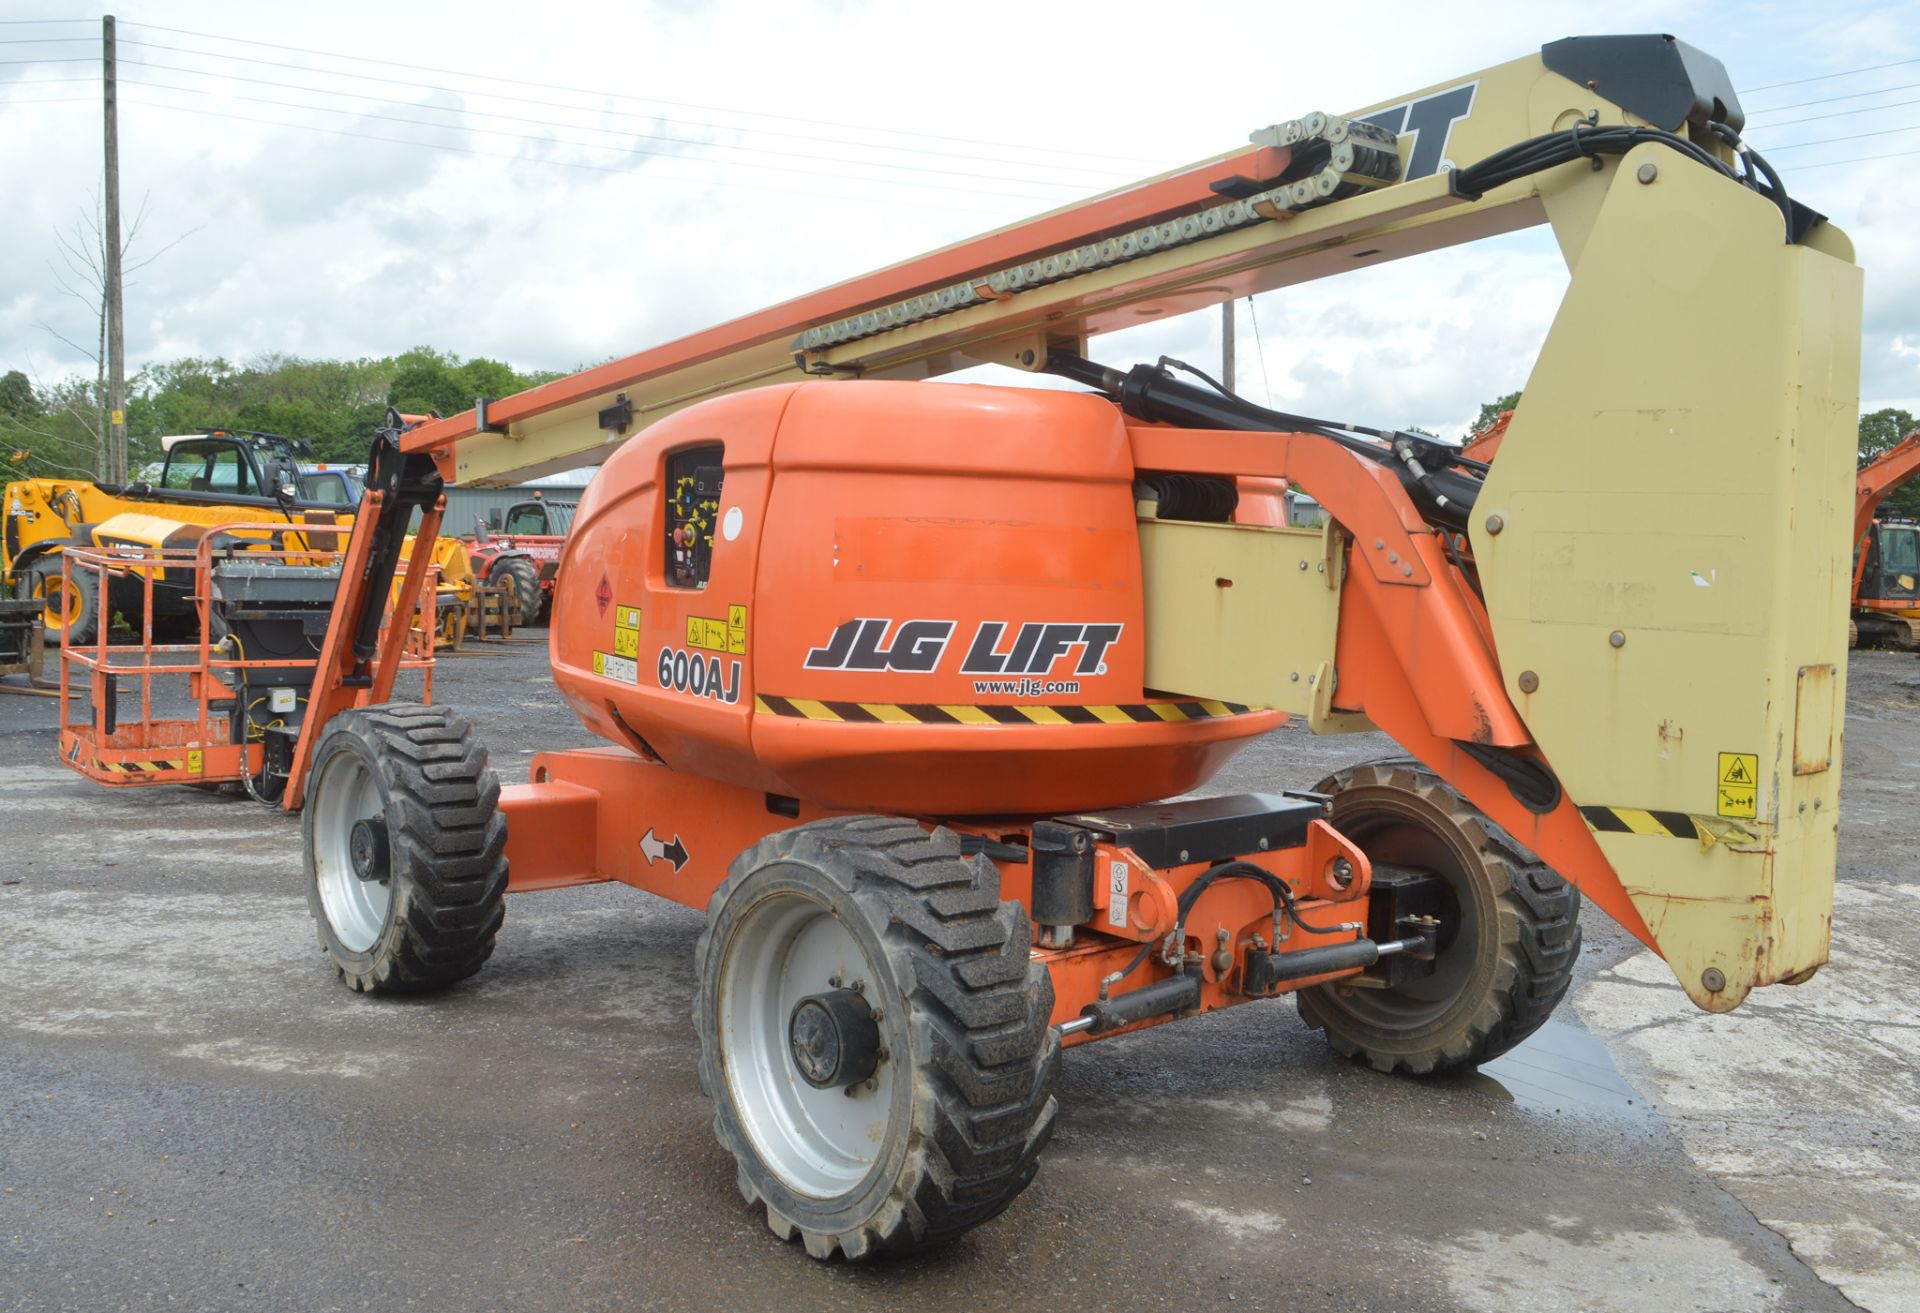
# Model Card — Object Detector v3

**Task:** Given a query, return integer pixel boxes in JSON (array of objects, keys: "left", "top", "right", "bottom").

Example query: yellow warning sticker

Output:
[
  {"left": 187, "top": 749, "right": 203, "bottom": 776},
  {"left": 592, "top": 650, "right": 639, "bottom": 684},
  {"left": 686, "top": 615, "right": 729, "bottom": 651},
  {"left": 727, "top": 603, "right": 748, "bottom": 655},
  {"left": 1717, "top": 752, "right": 1758, "bottom": 819},
  {"left": 615, "top": 604, "right": 641, "bottom": 631},
  {"left": 613, "top": 627, "right": 640, "bottom": 658}
]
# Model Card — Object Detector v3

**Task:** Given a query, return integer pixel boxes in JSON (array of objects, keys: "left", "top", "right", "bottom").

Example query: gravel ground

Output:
[{"left": 3, "top": 637, "right": 1915, "bottom": 1313}]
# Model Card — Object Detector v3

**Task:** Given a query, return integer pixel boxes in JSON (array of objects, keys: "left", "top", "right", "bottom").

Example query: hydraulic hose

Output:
[{"left": 1046, "top": 349, "right": 1481, "bottom": 531}]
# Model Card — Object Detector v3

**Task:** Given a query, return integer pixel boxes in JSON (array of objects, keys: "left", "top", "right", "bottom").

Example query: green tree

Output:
[
  {"left": 1473, "top": 390, "right": 1521, "bottom": 434},
  {"left": 0, "top": 369, "right": 40, "bottom": 419}
]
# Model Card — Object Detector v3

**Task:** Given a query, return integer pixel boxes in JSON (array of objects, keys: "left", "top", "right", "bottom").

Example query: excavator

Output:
[
  {"left": 1848, "top": 429, "right": 1920, "bottom": 648},
  {"left": 235, "top": 35, "right": 1856, "bottom": 1259}
]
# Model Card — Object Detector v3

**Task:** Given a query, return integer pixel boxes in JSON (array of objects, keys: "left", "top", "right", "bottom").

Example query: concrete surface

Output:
[{"left": 3, "top": 639, "right": 1916, "bottom": 1313}]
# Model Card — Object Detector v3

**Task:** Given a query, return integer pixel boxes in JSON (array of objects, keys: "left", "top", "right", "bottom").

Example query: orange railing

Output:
[{"left": 57, "top": 522, "right": 437, "bottom": 794}]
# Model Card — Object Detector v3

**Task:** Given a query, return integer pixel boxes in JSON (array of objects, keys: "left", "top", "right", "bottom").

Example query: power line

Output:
[
  {"left": 114, "top": 37, "right": 1136, "bottom": 183},
  {"left": 1757, "top": 122, "right": 1920, "bottom": 153},
  {"left": 121, "top": 21, "right": 1168, "bottom": 170},
  {"left": 0, "top": 17, "right": 93, "bottom": 23},
  {"left": 1761, "top": 95, "right": 1920, "bottom": 131},
  {"left": 115, "top": 61, "right": 1095, "bottom": 196},
  {"left": 1745, "top": 78, "right": 1920, "bottom": 115},
  {"left": 0, "top": 56, "right": 92, "bottom": 64},
  {"left": 117, "top": 78, "right": 1075, "bottom": 204},
  {"left": 1790, "top": 145, "right": 1920, "bottom": 171},
  {"left": 120, "top": 98, "right": 1024, "bottom": 217},
  {"left": 1742, "top": 55, "right": 1920, "bottom": 95},
  {"left": 0, "top": 36, "right": 95, "bottom": 43}
]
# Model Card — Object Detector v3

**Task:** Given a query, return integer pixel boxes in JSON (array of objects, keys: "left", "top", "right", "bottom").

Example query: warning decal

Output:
[
  {"left": 592, "top": 651, "right": 639, "bottom": 685},
  {"left": 613, "top": 604, "right": 642, "bottom": 658},
  {"left": 686, "top": 615, "right": 730, "bottom": 652},
  {"left": 1717, "top": 752, "right": 1758, "bottom": 819}
]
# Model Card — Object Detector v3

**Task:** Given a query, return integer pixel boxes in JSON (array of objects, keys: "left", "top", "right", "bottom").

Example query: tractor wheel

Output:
[
  {"left": 1296, "top": 759, "right": 1581, "bottom": 1076},
  {"left": 24, "top": 558, "right": 98, "bottom": 647},
  {"left": 303, "top": 703, "right": 508, "bottom": 993},
  {"left": 489, "top": 558, "right": 541, "bottom": 627},
  {"left": 694, "top": 817, "right": 1059, "bottom": 1260}
]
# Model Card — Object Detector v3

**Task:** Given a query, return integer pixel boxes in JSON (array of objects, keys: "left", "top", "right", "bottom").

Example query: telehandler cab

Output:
[{"left": 281, "top": 35, "right": 1857, "bottom": 1259}]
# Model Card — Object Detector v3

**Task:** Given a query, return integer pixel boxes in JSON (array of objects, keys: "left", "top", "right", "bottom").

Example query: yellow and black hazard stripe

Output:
[
  {"left": 94, "top": 757, "right": 188, "bottom": 775},
  {"left": 753, "top": 695, "right": 1254, "bottom": 726},
  {"left": 1579, "top": 806, "right": 1700, "bottom": 841}
]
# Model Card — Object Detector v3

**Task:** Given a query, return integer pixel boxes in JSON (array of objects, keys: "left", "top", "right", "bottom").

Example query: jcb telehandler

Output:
[
  {"left": 272, "top": 36, "right": 1855, "bottom": 1260},
  {"left": 4, "top": 428, "right": 347, "bottom": 645}
]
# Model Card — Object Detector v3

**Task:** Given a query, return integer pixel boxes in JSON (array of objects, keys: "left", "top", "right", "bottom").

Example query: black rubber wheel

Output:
[
  {"left": 302, "top": 703, "right": 508, "bottom": 993},
  {"left": 489, "top": 557, "right": 541, "bottom": 627},
  {"left": 1296, "top": 759, "right": 1581, "bottom": 1075},
  {"left": 25, "top": 557, "right": 98, "bottom": 647},
  {"left": 694, "top": 817, "right": 1059, "bottom": 1260}
]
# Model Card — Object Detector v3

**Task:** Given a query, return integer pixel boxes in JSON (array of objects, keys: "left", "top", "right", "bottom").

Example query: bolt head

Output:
[
  {"left": 1701, "top": 967, "right": 1726, "bottom": 993},
  {"left": 1485, "top": 514, "right": 1505, "bottom": 535},
  {"left": 1636, "top": 162, "right": 1659, "bottom": 184},
  {"left": 1518, "top": 670, "right": 1540, "bottom": 694},
  {"left": 1609, "top": 630, "right": 1626, "bottom": 648}
]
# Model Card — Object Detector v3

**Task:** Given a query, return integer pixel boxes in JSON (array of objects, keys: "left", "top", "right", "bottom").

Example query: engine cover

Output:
[{"left": 551, "top": 381, "right": 1277, "bottom": 815}]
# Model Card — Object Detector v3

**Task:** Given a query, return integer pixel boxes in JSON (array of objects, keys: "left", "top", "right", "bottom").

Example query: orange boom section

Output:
[{"left": 550, "top": 382, "right": 1279, "bottom": 814}]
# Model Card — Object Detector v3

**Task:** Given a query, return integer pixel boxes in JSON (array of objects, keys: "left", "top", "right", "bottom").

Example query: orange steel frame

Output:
[
  {"left": 459, "top": 415, "right": 1653, "bottom": 1037},
  {"left": 58, "top": 524, "right": 437, "bottom": 789},
  {"left": 504, "top": 746, "right": 1377, "bottom": 1048},
  {"left": 269, "top": 108, "right": 1675, "bottom": 1025}
]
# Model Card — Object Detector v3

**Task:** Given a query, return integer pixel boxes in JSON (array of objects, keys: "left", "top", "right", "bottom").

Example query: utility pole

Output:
[
  {"left": 1221, "top": 298, "right": 1236, "bottom": 391},
  {"left": 102, "top": 14, "right": 126, "bottom": 483}
]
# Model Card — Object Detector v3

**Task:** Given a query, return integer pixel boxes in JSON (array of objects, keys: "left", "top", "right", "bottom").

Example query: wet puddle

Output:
[{"left": 1452, "top": 1021, "right": 1647, "bottom": 1116}]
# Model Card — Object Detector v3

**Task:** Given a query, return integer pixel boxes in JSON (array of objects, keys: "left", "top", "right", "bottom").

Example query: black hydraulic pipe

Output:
[
  {"left": 1254, "top": 938, "right": 1383, "bottom": 984},
  {"left": 1079, "top": 973, "right": 1203, "bottom": 1034},
  {"left": 1045, "top": 349, "right": 1478, "bottom": 531}
]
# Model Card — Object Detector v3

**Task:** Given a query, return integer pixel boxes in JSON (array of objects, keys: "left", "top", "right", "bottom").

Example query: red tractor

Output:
[{"left": 463, "top": 493, "right": 573, "bottom": 624}]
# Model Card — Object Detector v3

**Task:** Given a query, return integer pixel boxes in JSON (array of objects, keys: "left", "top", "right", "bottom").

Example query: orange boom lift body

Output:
[{"left": 278, "top": 35, "right": 1859, "bottom": 1259}]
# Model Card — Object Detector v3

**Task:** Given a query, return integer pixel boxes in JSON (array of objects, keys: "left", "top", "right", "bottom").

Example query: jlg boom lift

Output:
[{"left": 276, "top": 35, "right": 1856, "bottom": 1259}]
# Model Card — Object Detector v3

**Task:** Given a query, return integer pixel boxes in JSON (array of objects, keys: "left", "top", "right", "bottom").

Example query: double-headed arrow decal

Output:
[{"left": 638, "top": 827, "right": 691, "bottom": 873}]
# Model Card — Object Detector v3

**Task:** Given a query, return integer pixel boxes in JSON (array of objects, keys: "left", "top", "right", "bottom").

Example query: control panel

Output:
[{"left": 666, "top": 445, "right": 724, "bottom": 589}]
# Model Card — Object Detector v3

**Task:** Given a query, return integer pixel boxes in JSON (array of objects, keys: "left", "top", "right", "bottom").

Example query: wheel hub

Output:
[
  {"left": 788, "top": 988, "right": 880, "bottom": 1089},
  {"left": 349, "top": 817, "right": 391, "bottom": 883}
]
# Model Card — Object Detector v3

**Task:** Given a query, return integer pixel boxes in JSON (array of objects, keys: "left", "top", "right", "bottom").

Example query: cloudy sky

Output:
[{"left": 3, "top": 0, "right": 1919, "bottom": 437}]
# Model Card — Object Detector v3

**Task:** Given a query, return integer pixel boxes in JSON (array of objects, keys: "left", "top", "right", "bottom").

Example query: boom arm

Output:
[
  {"left": 1854, "top": 431, "right": 1920, "bottom": 547},
  {"left": 300, "top": 35, "right": 1861, "bottom": 1014}
]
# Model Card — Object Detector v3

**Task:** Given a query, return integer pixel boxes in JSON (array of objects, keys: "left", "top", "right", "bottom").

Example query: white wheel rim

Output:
[
  {"left": 719, "top": 892, "right": 893, "bottom": 1200},
  {"left": 311, "top": 751, "right": 393, "bottom": 953}
]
